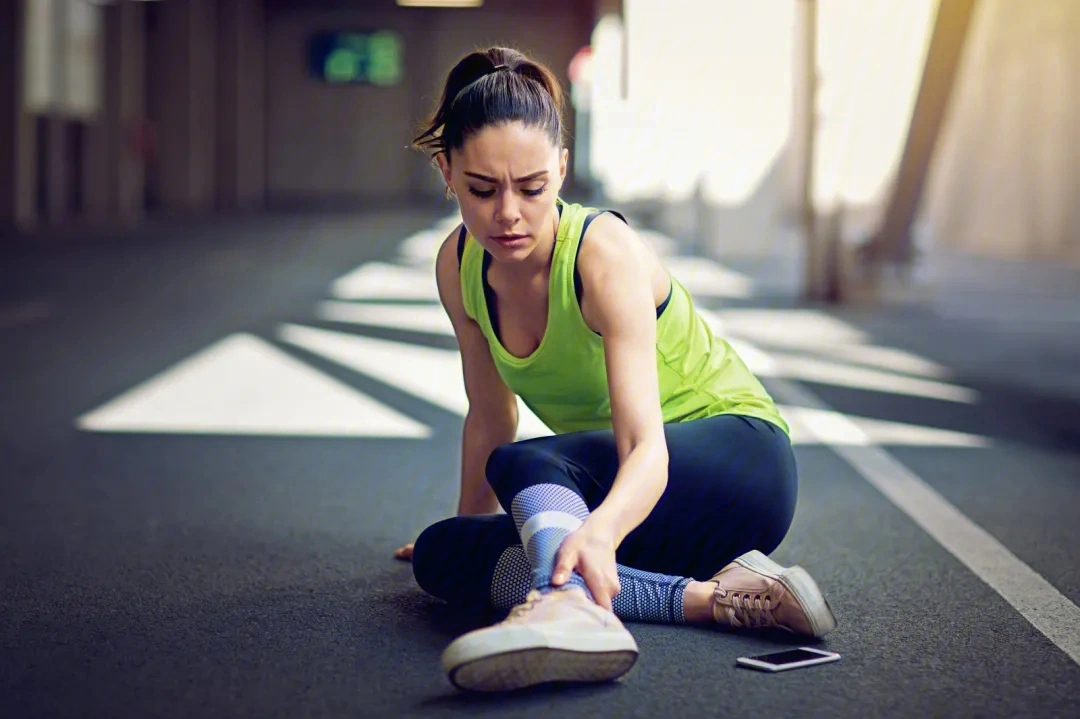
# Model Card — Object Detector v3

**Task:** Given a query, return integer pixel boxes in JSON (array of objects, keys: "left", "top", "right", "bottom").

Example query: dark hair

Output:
[{"left": 412, "top": 47, "right": 565, "bottom": 159}]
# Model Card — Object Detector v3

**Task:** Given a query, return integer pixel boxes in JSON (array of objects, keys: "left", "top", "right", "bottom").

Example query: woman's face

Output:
[{"left": 439, "top": 121, "right": 567, "bottom": 265}]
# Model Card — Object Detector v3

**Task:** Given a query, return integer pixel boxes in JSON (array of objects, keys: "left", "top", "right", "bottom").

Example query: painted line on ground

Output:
[{"left": 768, "top": 373, "right": 1080, "bottom": 666}]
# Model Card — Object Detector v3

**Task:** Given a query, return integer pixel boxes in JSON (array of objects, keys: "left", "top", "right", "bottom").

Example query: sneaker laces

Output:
[
  {"left": 506, "top": 590, "right": 545, "bottom": 622},
  {"left": 719, "top": 589, "right": 779, "bottom": 629}
]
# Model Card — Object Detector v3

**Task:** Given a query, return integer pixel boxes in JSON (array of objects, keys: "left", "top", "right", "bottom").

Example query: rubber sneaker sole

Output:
[
  {"left": 441, "top": 624, "right": 640, "bottom": 692},
  {"left": 734, "top": 550, "right": 838, "bottom": 639}
]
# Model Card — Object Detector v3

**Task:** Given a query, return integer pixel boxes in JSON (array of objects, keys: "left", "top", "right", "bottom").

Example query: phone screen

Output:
[{"left": 750, "top": 649, "right": 831, "bottom": 665}]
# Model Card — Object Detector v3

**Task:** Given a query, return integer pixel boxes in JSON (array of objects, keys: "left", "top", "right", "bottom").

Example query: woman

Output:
[{"left": 397, "top": 46, "right": 837, "bottom": 693}]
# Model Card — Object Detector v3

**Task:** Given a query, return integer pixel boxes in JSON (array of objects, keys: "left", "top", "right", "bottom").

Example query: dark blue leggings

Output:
[{"left": 412, "top": 414, "right": 798, "bottom": 616}]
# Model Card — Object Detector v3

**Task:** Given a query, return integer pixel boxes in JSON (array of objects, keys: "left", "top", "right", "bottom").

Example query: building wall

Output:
[
  {"left": 263, "top": 0, "right": 593, "bottom": 206},
  {"left": 920, "top": 0, "right": 1080, "bottom": 267},
  {"left": 0, "top": 0, "right": 29, "bottom": 231},
  {"left": 1, "top": 0, "right": 594, "bottom": 234}
]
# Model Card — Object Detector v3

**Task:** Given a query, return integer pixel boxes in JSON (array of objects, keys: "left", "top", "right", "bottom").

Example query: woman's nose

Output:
[{"left": 494, "top": 190, "right": 521, "bottom": 226}]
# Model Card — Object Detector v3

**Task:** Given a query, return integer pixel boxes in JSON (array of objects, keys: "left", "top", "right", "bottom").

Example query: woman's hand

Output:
[
  {"left": 550, "top": 518, "right": 621, "bottom": 612},
  {"left": 393, "top": 543, "right": 414, "bottom": 561}
]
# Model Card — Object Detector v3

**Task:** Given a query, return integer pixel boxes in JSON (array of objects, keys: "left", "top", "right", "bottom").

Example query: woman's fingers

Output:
[{"left": 552, "top": 545, "right": 578, "bottom": 586}]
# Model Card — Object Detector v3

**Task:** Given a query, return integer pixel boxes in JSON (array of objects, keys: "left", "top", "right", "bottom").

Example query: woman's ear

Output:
[
  {"left": 435, "top": 153, "right": 452, "bottom": 189},
  {"left": 559, "top": 148, "right": 569, "bottom": 182}
]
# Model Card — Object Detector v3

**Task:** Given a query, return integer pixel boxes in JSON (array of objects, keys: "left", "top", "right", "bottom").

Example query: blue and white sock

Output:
[
  {"left": 509, "top": 483, "right": 592, "bottom": 596},
  {"left": 490, "top": 544, "right": 692, "bottom": 624}
]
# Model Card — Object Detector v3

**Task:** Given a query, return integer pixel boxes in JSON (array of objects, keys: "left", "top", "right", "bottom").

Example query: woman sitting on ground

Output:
[{"left": 396, "top": 45, "right": 837, "bottom": 694}]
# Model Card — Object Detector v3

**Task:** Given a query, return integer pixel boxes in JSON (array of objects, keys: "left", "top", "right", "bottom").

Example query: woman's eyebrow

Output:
[{"left": 464, "top": 170, "right": 549, "bottom": 183}]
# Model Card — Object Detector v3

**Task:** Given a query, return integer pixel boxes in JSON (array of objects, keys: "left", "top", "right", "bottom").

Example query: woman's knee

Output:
[
  {"left": 411, "top": 513, "right": 521, "bottom": 606},
  {"left": 654, "top": 416, "right": 799, "bottom": 573},
  {"left": 484, "top": 440, "right": 556, "bottom": 499},
  {"left": 411, "top": 517, "right": 458, "bottom": 599},
  {"left": 745, "top": 430, "right": 799, "bottom": 553}
]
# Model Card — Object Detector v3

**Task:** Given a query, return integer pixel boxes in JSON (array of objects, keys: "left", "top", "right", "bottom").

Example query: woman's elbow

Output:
[{"left": 635, "top": 431, "right": 670, "bottom": 475}]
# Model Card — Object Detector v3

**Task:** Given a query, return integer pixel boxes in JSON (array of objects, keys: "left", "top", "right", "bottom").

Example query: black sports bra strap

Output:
[
  {"left": 456, "top": 225, "right": 467, "bottom": 267},
  {"left": 582, "top": 209, "right": 628, "bottom": 235}
]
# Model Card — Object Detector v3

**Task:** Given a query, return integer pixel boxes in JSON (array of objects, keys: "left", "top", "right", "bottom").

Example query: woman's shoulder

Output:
[{"left": 575, "top": 209, "right": 649, "bottom": 276}]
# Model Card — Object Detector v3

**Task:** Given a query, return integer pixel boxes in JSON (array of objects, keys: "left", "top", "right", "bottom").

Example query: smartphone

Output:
[{"left": 736, "top": 647, "right": 841, "bottom": 672}]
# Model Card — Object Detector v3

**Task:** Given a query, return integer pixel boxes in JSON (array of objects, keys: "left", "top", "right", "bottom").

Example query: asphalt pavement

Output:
[{"left": 1, "top": 206, "right": 1078, "bottom": 718}]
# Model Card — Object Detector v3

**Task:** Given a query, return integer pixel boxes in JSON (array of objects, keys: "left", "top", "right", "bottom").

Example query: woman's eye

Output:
[{"left": 467, "top": 185, "right": 546, "bottom": 199}]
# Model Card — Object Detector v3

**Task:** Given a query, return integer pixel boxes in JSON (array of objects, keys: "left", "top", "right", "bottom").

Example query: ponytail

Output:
[{"left": 412, "top": 47, "right": 565, "bottom": 158}]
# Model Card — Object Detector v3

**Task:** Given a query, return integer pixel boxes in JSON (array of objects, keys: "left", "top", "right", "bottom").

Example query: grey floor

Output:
[{"left": 2, "top": 207, "right": 1078, "bottom": 718}]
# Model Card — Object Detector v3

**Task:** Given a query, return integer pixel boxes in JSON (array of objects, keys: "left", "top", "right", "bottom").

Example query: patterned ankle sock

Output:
[{"left": 490, "top": 544, "right": 692, "bottom": 624}]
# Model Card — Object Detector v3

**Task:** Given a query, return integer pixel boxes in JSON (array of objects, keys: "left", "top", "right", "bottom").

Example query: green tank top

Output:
[{"left": 459, "top": 199, "right": 789, "bottom": 436}]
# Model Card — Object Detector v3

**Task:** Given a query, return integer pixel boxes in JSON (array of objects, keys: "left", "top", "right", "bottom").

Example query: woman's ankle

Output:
[{"left": 680, "top": 580, "right": 718, "bottom": 624}]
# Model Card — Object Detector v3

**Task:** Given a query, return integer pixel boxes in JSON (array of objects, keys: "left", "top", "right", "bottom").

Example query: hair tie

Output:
[{"left": 492, "top": 64, "right": 511, "bottom": 72}]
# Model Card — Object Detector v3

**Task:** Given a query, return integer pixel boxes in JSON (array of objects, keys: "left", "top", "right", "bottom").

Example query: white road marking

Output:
[
  {"left": 76, "top": 333, "right": 430, "bottom": 438},
  {"left": 768, "top": 354, "right": 1080, "bottom": 666},
  {"left": 277, "top": 323, "right": 553, "bottom": 439}
]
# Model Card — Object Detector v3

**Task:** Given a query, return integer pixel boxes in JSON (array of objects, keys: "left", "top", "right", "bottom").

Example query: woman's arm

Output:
[
  {"left": 435, "top": 227, "right": 520, "bottom": 516},
  {"left": 575, "top": 214, "right": 670, "bottom": 545}
]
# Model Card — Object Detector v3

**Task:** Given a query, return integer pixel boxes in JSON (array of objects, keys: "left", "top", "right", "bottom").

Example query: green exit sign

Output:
[{"left": 309, "top": 31, "right": 404, "bottom": 86}]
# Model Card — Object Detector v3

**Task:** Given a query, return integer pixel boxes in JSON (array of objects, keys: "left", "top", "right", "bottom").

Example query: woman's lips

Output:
[{"left": 491, "top": 234, "right": 528, "bottom": 245}]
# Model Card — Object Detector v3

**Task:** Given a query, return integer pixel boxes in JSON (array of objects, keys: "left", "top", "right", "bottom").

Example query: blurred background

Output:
[
  {"left": 2, "top": 0, "right": 1078, "bottom": 302},
  {"left": 2, "top": 3, "right": 1079, "bottom": 717}
]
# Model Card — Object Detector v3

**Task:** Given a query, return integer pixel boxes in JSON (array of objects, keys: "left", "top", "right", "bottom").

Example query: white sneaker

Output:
[{"left": 440, "top": 589, "right": 639, "bottom": 692}]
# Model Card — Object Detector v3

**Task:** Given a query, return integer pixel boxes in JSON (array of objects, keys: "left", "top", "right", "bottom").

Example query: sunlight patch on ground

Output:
[
  {"left": 331, "top": 262, "right": 440, "bottom": 301},
  {"left": 700, "top": 309, "right": 975, "bottom": 402},
  {"left": 783, "top": 404, "right": 990, "bottom": 448},
  {"left": 315, "top": 301, "right": 454, "bottom": 337},
  {"left": 278, "top": 323, "right": 552, "bottom": 439},
  {"left": 75, "top": 334, "right": 431, "bottom": 438},
  {"left": 76, "top": 215, "right": 985, "bottom": 447},
  {"left": 396, "top": 213, "right": 462, "bottom": 267},
  {"left": 665, "top": 257, "right": 756, "bottom": 299},
  {"left": 766, "top": 353, "right": 976, "bottom": 403},
  {"left": 705, "top": 309, "right": 949, "bottom": 377}
]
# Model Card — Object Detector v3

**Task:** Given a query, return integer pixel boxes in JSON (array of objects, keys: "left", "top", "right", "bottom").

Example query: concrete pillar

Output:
[
  {"left": 869, "top": 0, "right": 977, "bottom": 264},
  {"left": 43, "top": 116, "right": 70, "bottom": 224},
  {"left": 216, "top": 0, "right": 264, "bottom": 210},
  {"left": 82, "top": 0, "right": 145, "bottom": 226},
  {"left": 82, "top": 114, "right": 111, "bottom": 224},
  {"left": 115, "top": 0, "right": 147, "bottom": 223},
  {"left": 155, "top": 0, "right": 217, "bottom": 214},
  {"left": 0, "top": 0, "right": 39, "bottom": 234}
]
